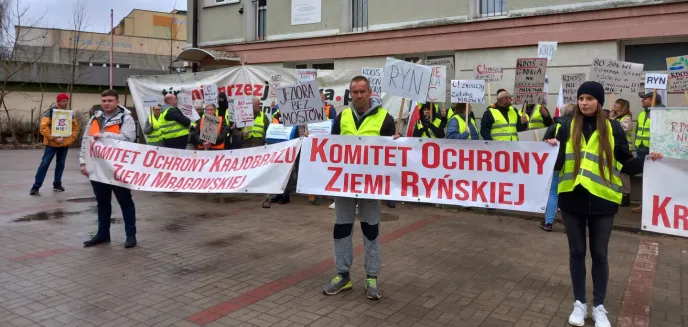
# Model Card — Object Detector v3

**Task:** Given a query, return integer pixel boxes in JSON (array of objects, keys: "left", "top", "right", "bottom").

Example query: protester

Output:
[
  {"left": 631, "top": 92, "right": 665, "bottom": 213},
  {"left": 544, "top": 81, "right": 644, "bottom": 327},
  {"left": 217, "top": 92, "right": 229, "bottom": 120},
  {"left": 609, "top": 99, "right": 633, "bottom": 207},
  {"left": 143, "top": 105, "right": 163, "bottom": 146},
  {"left": 79, "top": 89, "right": 138, "bottom": 248},
  {"left": 242, "top": 97, "right": 270, "bottom": 148},
  {"left": 446, "top": 103, "right": 478, "bottom": 140},
  {"left": 266, "top": 105, "right": 301, "bottom": 205},
  {"left": 189, "top": 104, "right": 229, "bottom": 150},
  {"left": 308, "top": 91, "right": 337, "bottom": 205},
  {"left": 539, "top": 103, "right": 575, "bottom": 232},
  {"left": 523, "top": 103, "right": 554, "bottom": 129},
  {"left": 30, "top": 93, "right": 80, "bottom": 195},
  {"left": 480, "top": 90, "right": 528, "bottom": 141},
  {"left": 159, "top": 93, "right": 192, "bottom": 149},
  {"left": 412, "top": 102, "right": 446, "bottom": 138},
  {"left": 323, "top": 75, "right": 397, "bottom": 300}
]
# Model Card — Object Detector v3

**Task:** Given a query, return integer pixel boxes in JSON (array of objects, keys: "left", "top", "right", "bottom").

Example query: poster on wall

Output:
[{"left": 291, "top": 0, "right": 322, "bottom": 25}]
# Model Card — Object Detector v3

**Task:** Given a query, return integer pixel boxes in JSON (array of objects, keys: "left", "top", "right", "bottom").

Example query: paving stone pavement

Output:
[{"left": 0, "top": 149, "right": 686, "bottom": 327}]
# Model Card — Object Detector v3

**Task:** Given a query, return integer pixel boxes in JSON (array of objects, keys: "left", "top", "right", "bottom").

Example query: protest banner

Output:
[
  {"left": 561, "top": 73, "right": 586, "bottom": 104},
  {"left": 297, "top": 135, "right": 559, "bottom": 212},
  {"left": 645, "top": 73, "right": 668, "bottom": 90},
  {"left": 589, "top": 58, "right": 643, "bottom": 93},
  {"left": 667, "top": 55, "right": 688, "bottom": 93},
  {"left": 297, "top": 69, "right": 317, "bottom": 82},
  {"left": 641, "top": 157, "right": 688, "bottom": 238},
  {"left": 199, "top": 114, "right": 221, "bottom": 144},
  {"left": 51, "top": 109, "right": 72, "bottom": 137},
  {"left": 361, "top": 67, "right": 383, "bottom": 96},
  {"left": 517, "top": 128, "right": 548, "bottom": 142},
  {"left": 426, "top": 57, "right": 455, "bottom": 100},
  {"left": 276, "top": 80, "right": 324, "bottom": 127},
  {"left": 537, "top": 41, "right": 557, "bottom": 61},
  {"left": 86, "top": 137, "right": 302, "bottom": 193},
  {"left": 203, "top": 83, "right": 219, "bottom": 106},
  {"left": 451, "top": 80, "right": 485, "bottom": 103},
  {"left": 426, "top": 66, "right": 447, "bottom": 103},
  {"left": 650, "top": 107, "right": 688, "bottom": 160},
  {"left": 231, "top": 97, "right": 255, "bottom": 128},
  {"left": 514, "top": 58, "right": 547, "bottom": 105},
  {"left": 382, "top": 57, "right": 432, "bottom": 103}
]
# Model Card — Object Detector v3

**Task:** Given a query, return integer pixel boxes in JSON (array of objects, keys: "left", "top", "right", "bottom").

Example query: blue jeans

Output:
[
  {"left": 91, "top": 181, "right": 137, "bottom": 237},
  {"left": 544, "top": 172, "right": 560, "bottom": 224},
  {"left": 33, "top": 146, "right": 68, "bottom": 189}
]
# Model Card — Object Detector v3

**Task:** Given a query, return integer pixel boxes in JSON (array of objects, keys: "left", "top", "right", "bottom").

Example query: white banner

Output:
[
  {"left": 297, "top": 136, "right": 559, "bottom": 212},
  {"left": 86, "top": 137, "right": 302, "bottom": 193},
  {"left": 641, "top": 157, "right": 688, "bottom": 238},
  {"left": 126, "top": 66, "right": 408, "bottom": 142}
]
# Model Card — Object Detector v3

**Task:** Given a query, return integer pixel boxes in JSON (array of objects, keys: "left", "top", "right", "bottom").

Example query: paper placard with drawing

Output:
[
  {"left": 199, "top": 114, "right": 221, "bottom": 143},
  {"left": 51, "top": 109, "right": 72, "bottom": 137},
  {"left": 667, "top": 55, "right": 688, "bottom": 92}
]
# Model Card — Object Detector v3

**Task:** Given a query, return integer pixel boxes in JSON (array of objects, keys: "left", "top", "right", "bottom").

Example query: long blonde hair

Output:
[
  {"left": 571, "top": 104, "right": 615, "bottom": 184},
  {"left": 614, "top": 99, "right": 632, "bottom": 119}
]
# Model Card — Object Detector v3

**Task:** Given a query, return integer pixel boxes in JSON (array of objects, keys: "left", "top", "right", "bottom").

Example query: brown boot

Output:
[{"left": 631, "top": 204, "right": 642, "bottom": 213}]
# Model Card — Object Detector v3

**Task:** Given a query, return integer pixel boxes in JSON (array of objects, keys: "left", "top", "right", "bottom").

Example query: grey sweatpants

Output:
[{"left": 333, "top": 197, "right": 381, "bottom": 277}]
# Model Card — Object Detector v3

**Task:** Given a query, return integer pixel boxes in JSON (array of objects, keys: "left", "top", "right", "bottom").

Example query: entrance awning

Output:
[{"left": 176, "top": 48, "right": 241, "bottom": 65}]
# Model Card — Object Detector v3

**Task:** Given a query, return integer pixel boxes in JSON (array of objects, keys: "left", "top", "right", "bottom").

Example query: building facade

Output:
[{"left": 188, "top": 0, "right": 688, "bottom": 117}]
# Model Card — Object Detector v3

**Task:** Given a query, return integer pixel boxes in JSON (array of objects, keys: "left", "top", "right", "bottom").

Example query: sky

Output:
[{"left": 13, "top": 0, "right": 187, "bottom": 33}]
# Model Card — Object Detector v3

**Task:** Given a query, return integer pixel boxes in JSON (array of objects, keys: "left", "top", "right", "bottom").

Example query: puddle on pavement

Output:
[
  {"left": 110, "top": 217, "right": 122, "bottom": 224},
  {"left": 160, "top": 212, "right": 226, "bottom": 232},
  {"left": 14, "top": 206, "right": 97, "bottom": 222}
]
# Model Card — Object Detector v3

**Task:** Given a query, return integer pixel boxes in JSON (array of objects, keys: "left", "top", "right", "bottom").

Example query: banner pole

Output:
[
  {"left": 396, "top": 98, "right": 406, "bottom": 134},
  {"left": 684, "top": 91, "right": 688, "bottom": 106},
  {"left": 651, "top": 88, "right": 657, "bottom": 107}
]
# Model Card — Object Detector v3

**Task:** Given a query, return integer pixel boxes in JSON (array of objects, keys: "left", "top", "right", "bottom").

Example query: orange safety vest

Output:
[
  {"left": 324, "top": 104, "right": 332, "bottom": 119},
  {"left": 88, "top": 119, "right": 120, "bottom": 135},
  {"left": 197, "top": 116, "right": 225, "bottom": 150}
]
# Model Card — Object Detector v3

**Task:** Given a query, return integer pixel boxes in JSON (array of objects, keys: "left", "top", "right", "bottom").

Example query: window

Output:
[
  {"left": 255, "top": 0, "right": 267, "bottom": 41},
  {"left": 312, "top": 63, "right": 334, "bottom": 70},
  {"left": 295, "top": 64, "right": 308, "bottom": 69},
  {"left": 479, "top": 0, "right": 506, "bottom": 17},
  {"left": 352, "top": 0, "right": 368, "bottom": 32},
  {"left": 204, "top": 0, "right": 240, "bottom": 7},
  {"left": 625, "top": 42, "right": 688, "bottom": 71}
]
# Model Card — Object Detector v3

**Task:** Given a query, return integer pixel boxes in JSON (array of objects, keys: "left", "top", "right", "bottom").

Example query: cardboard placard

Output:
[
  {"left": 589, "top": 58, "right": 643, "bottom": 93},
  {"left": 666, "top": 55, "right": 688, "bottom": 92},
  {"left": 361, "top": 67, "right": 383, "bottom": 96},
  {"left": 561, "top": 73, "right": 586, "bottom": 104},
  {"left": 276, "top": 80, "right": 325, "bottom": 127},
  {"left": 199, "top": 114, "right": 221, "bottom": 143},
  {"left": 513, "top": 58, "right": 548, "bottom": 105}
]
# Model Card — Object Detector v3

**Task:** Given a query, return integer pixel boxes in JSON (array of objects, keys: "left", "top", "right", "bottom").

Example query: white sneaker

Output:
[
  {"left": 568, "top": 300, "right": 587, "bottom": 326},
  {"left": 329, "top": 202, "right": 335, "bottom": 209},
  {"left": 592, "top": 305, "right": 611, "bottom": 327}
]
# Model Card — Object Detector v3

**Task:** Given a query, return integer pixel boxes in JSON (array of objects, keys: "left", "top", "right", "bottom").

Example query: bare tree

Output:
[
  {"left": 0, "top": 0, "right": 48, "bottom": 143},
  {"left": 64, "top": 0, "right": 104, "bottom": 109}
]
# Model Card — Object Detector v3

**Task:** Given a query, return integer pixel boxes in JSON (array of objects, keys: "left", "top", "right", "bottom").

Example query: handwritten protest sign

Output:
[
  {"left": 561, "top": 73, "right": 585, "bottom": 104},
  {"left": 650, "top": 107, "right": 688, "bottom": 160},
  {"left": 645, "top": 73, "right": 668, "bottom": 90},
  {"left": 203, "top": 84, "right": 219, "bottom": 106},
  {"left": 199, "top": 114, "right": 221, "bottom": 143},
  {"left": 426, "top": 57, "right": 454, "bottom": 100},
  {"left": 427, "top": 66, "right": 447, "bottom": 103},
  {"left": 269, "top": 74, "right": 282, "bottom": 98},
  {"left": 589, "top": 58, "right": 643, "bottom": 93},
  {"left": 178, "top": 89, "right": 195, "bottom": 118},
  {"left": 667, "top": 55, "right": 688, "bottom": 92},
  {"left": 451, "top": 80, "right": 485, "bottom": 103},
  {"left": 276, "top": 80, "right": 325, "bottom": 127},
  {"left": 307, "top": 120, "right": 332, "bottom": 136},
  {"left": 231, "top": 97, "right": 255, "bottom": 128},
  {"left": 537, "top": 42, "right": 557, "bottom": 61},
  {"left": 51, "top": 109, "right": 72, "bottom": 137},
  {"left": 382, "top": 57, "right": 432, "bottom": 103},
  {"left": 513, "top": 58, "right": 547, "bottom": 105},
  {"left": 361, "top": 67, "right": 383, "bottom": 96},
  {"left": 474, "top": 64, "right": 503, "bottom": 83},
  {"left": 297, "top": 69, "right": 317, "bottom": 82}
]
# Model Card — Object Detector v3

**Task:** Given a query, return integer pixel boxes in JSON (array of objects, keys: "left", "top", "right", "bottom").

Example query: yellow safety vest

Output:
[
  {"left": 450, "top": 114, "right": 477, "bottom": 140},
  {"left": 416, "top": 117, "right": 443, "bottom": 138},
  {"left": 159, "top": 107, "right": 189, "bottom": 139},
  {"left": 528, "top": 105, "right": 546, "bottom": 129},
  {"left": 558, "top": 119, "right": 624, "bottom": 204},
  {"left": 555, "top": 123, "right": 561, "bottom": 138},
  {"left": 489, "top": 107, "right": 519, "bottom": 141},
  {"left": 340, "top": 108, "right": 387, "bottom": 136},
  {"left": 614, "top": 114, "right": 634, "bottom": 144},
  {"left": 146, "top": 114, "right": 163, "bottom": 143},
  {"left": 635, "top": 110, "right": 650, "bottom": 148},
  {"left": 245, "top": 111, "right": 266, "bottom": 138}
]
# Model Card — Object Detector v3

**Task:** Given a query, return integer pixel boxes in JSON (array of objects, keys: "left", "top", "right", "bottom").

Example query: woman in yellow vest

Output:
[
  {"left": 143, "top": 105, "right": 163, "bottom": 146},
  {"left": 412, "top": 102, "right": 446, "bottom": 138},
  {"left": 446, "top": 103, "right": 478, "bottom": 140},
  {"left": 189, "top": 104, "right": 229, "bottom": 150},
  {"left": 544, "top": 82, "right": 643, "bottom": 327},
  {"left": 609, "top": 99, "right": 633, "bottom": 206}
]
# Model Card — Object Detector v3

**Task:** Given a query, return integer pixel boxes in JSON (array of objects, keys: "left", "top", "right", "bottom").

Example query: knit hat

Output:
[
  {"left": 56, "top": 93, "right": 69, "bottom": 102},
  {"left": 576, "top": 81, "right": 605, "bottom": 107}
]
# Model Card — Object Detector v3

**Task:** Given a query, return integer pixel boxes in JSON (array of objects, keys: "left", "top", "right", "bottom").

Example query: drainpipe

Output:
[{"left": 192, "top": 0, "right": 199, "bottom": 72}]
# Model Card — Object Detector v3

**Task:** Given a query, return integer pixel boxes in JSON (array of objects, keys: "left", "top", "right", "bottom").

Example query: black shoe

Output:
[
  {"left": 29, "top": 187, "right": 39, "bottom": 196},
  {"left": 621, "top": 194, "right": 630, "bottom": 207},
  {"left": 540, "top": 221, "right": 552, "bottom": 232},
  {"left": 278, "top": 195, "right": 290, "bottom": 204},
  {"left": 124, "top": 236, "right": 137, "bottom": 248},
  {"left": 53, "top": 184, "right": 65, "bottom": 192},
  {"left": 83, "top": 236, "right": 111, "bottom": 247},
  {"left": 269, "top": 195, "right": 282, "bottom": 203},
  {"left": 386, "top": 201, "right": 395, "bottom": 208}
]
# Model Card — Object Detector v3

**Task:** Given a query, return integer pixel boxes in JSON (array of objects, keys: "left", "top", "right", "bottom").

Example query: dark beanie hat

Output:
[{"left": 576, "top": 81, "right": 605, "bottom": 107}]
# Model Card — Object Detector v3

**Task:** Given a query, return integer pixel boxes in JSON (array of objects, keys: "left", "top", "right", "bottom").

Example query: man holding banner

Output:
[
  {"left": 323, "top": 76, "right": 396, "bottom": 300},
  {"left": 480, "top": 90, "right": 528, "bottom": 141}
]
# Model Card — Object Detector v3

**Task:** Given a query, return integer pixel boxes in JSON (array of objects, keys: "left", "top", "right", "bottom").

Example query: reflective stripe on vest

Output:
[
  {"left": 247, "top": 111, "right": 265, "bottom": 138},
  {"left": 528, "top": 105, "right": 546, "bottom": 129},
  {"left": 450, "top": 114, "right": 477, "bottom": 140},
  {"left": 555, "top": 123, "right": 561, "bottom": 138},
  {"left": 635, "top": 110, "right": 650, "bottom": 148},
  {"left": 558, "top": 119, "right": 623, "bottom": 204},
  {"left": 489, "top": 108, "right": 518, "bottom": 141},
  {"left": 197, "top": 115, "right": 225, "bottom": 149},
  {"left": 147, "top": 115, "right": 163, "bottom": 143},
  {"left": 340, "top": 108, "right": 387, "bottom": 136},
  {"left": 158, "top": 108, "right": 190, "bottom": 139}
]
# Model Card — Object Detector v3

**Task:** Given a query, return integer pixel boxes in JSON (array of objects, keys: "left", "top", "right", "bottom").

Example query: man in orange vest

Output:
[{"left": 79, "top": 89, "right": 138, "bottom": 248}]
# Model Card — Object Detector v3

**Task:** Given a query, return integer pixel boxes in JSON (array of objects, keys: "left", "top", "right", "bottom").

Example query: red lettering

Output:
[
  {"left": 499, "top": 182, "right": 513, "bottom": 204},
  {"left": 401, "top": 171, "right": 418, "bottom": 197},
  {"left": 422, "top": 142, "right": 440, "bottom": 168},
  {"left": 674, "top": 204, "right": 688, "bottom": 230},
  {"left": 344, "top": 144, "right": 361, "bottom": 164},
  {"left": 458, "top": 149, "right": 474, "bottom": 170},
  {"left": 218, "top": 86, "right": 226, "bottom": 94},
  {"left": 310, "top": 138, "right": 328, "bottom": 162},
  {"left": 514, "top": 152, "right": 529, "bottom": 174},
  {"left": 477, "top": 150, "right": 492, "bottom": 172},
  {"left": 244, "top": 84, "right": 253, "bottom": 96},
  {"left": 494, "top": 151, "right": 509, "bottom": 173},
  {"left": 330, "top": 144, "right": 342, "bottom": 163},
  {"left": 532, "top": 152, "right": 548, "bottom": 175},
  {"left": 253, "top": 84, "right": 264, "bottom": 97},
  {"left": 399, "top": 146, "right": 411, "bottom": 167},
  {"left": 443, "top": 148, "right": 457, "bottom": 169},
  {"left": 114, "top": 164, "right": 124, "bottom": 182},
  {"left": 250, "top": 155, "right": 261, "bottom": 169},
  {"left": 235, "top": 84, "right": 244, "bottom": 96},
  {"left": 273, "top": 148, "right": 286, "bottom": 164},
  {"left": 364, "top": 174, "right": 383, "bottom": 195},
  {"left": 514, "top": 184, "right": 525, "bottom": 205},
  {"left": 325, "top": 167, "right": 342, "bottom": 192},
  {"left": 370, "top": 145, "right": 383, "bottom": 165},
  {"left": 227, "top": 84, "right": 236, "bottom": 96},
  {"left": 384, "top": 146, "right": 396, "bottom": 167},
  {"left": 472, "top": 181, "right": 488, "bottom": 202},
  {"left": 455, "top": 180, "right": 469, "bottom": 201},
  {"left": 285, "top": 146, "right": 298, "bottom": 163},
  {"left": 192, "top": 89, "right": 202, "bottom": 100},
  {"left": 350, "top": 173, "right": 363, "bottom": 193},
  {"left": 652, "top": 195, "right": 672, "bottom": 227}
]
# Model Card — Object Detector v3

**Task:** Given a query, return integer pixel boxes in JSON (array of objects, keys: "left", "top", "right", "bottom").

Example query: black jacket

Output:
[
  {"left": 189, "top": 115, "right": 229, "bottom": 149},
  {"left": 555, "top": 116, "right": 642, "bottom": 216},
  {"left": 543, "top": 116, "right": 572, "bottom": 141},
  {"left": 412, "top": 116, "right": 446, "bottom": 138},
  {"left": 480, "top": 104, "right": 528, "bottom": 140},
  {"left": 331, "top": 107, "right": 396, "bottom": 137},
  {"left": 161, "top": 107, "right": 192, "bottom": 149}
]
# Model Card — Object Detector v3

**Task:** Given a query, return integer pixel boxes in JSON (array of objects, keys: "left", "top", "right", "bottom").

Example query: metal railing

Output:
[
  {"left": 352, "top": 0, "right": 368, "bottom": 32},
  {"left": 255, "top": 0, "right": 267, "bottom": 40},
  {"left": 479, "top": 0, "right": 506, "bottom": 17}
]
